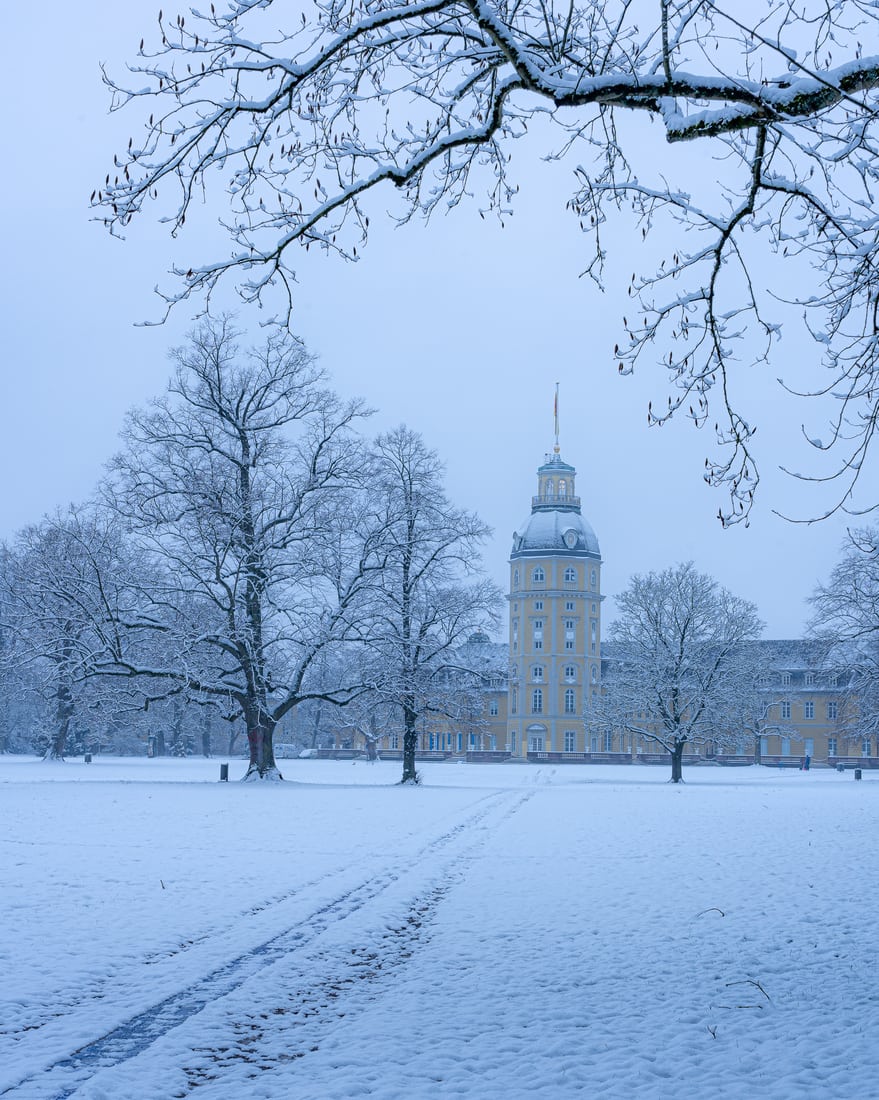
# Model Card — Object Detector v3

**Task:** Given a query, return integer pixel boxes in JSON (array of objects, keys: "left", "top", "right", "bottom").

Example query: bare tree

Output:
[
  {"left": 103, "top": 316, "right": 382, "bottom": 779},
  {"left": 366, "top": 427, "right": 500, "bottom": 783},
  {"left": 1, "top": 509, "right": 135, "bottom": 760},
  {"left": 97, "top": 2, "right": 879, "bottom": 522},
  {"left": 810, "top": 526, "right": 879, "bottom": 743},
  {"left": 596, "top": 561, "right": 763, "bottom": 781}
]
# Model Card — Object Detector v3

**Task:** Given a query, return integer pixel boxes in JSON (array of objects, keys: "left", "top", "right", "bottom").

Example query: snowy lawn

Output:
[{"left": 1, "top": 755, "right": 877, "bottom": 1099}]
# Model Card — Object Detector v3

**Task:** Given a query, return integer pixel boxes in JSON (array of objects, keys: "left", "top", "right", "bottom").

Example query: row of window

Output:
[
  {"left": 769, "top": 672, "right": 839, "bottom": 688},
  {"left": 529, "top": 688, "right": 579, "bottom": 714},
  {"left": 392, "top": 730, "right": 872, "bottom": 755},
  {"left": 513, "top": 566, "right": 599, "bottom": 589},
  {"left": 778, "top": 700, "right": 837, "bottom": 720},
  {"left": 527, "top": 732, "right": 619, "bottom": 752},
  {"left": 827, "top": 737, "right": 872, "bottom": 756},
  {"left": 527, "top": 664, "right": 599, "bottom": 684}
]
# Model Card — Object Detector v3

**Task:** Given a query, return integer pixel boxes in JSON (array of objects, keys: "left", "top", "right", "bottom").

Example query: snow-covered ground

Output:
[{"left": 1, "top": 755, "right": 877, "bottom": 1099}]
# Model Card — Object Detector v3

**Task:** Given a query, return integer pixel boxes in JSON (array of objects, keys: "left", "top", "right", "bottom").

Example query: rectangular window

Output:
[
  {"left": 564, "top": 730, "right": 576, "bottom": 752},
  {"left": 828, "top": 737, "right": 837, "bottom": 756},
  {"left": 565, "top": 601, "right": 575, "bottom": 612},
  {"left": 604, "top": 731, "right": 613, "bottom": 752},
  {"left": 781, "top": 701, "right": 791, "bottom": 720},
  {"left": 534, "top": 638, "right": 543, "bottom": 651},
  {"left": 534, "top": 600, "right": 543, "bottom": 612},
  {"left": 863, "top": 740, "right": 872, "bottom": 758},
  {"left": 827, "top": 701, "right": 838, "bottom": 720},
  {"left": 564, "top": 690, "right": 576, "bottom": 714},
  {"left": 390, "top": 732, "right": 399, "bottom": 749},
  {"left": 510, "top": 692, "right": 518, "bottom": 716},
  {"left": 565, "top": 638, "right": 574, "bottom": 651},
  {"left": 804, "top": 701, "right": 814, "bottom": 720},
  {"left": 489, "top": 699, "right": 499, "bottom": 716}
]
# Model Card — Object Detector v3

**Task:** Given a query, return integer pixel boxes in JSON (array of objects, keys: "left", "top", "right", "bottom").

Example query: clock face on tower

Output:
[{"left": 563, "top": 529, "right": 577, "bottom": 550}]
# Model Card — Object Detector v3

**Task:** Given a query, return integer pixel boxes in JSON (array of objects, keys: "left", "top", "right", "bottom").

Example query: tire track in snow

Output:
[
  {"left": 177, "top": 787, "right": 536, "bottom": 1093},
  {"left": 2, "top": 788, "right": 506, "bottom": 1043},
  {"left": 3, "top": 787, "right": 533, "bottom": 1099}
]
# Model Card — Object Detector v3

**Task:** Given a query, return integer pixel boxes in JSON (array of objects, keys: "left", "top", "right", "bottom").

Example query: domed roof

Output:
[{"left": 511, "top": 509, "right": 601, "bottom": 558}]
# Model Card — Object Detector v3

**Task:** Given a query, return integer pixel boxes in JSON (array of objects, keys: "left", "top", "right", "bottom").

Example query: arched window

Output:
[
  {"left": 564, "top": 689, "right": 576, "bottom": 714},
  {"left": 558, "top": 478, "right": 567, "bottom": 497},
  {"left": 590, "top": 568, "right": 597, "bottom": 589},
  {"left": 591, "top": 664, "right": 598, "bottom": 683},
  {"left": 513, "top": 569, "right": 519, "bottom": 588},
  {"left": 531, "top": 688, "right": 543, "bottom": 714},
  {"left": 564, "top": 566, "right": 577, "bottom": 584},
  {"left": 532, "top": 566, "right": 545, "bottom": 584}
]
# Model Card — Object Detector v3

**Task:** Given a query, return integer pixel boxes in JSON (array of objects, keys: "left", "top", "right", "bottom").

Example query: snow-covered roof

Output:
[{"left": 511, "top": 508, "right": 601, "bottom": 559}]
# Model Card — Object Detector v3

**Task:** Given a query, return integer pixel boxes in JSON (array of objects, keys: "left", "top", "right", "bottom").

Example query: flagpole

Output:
[{"left": 553, "top": 382, "right": 560, "bottom": 453}]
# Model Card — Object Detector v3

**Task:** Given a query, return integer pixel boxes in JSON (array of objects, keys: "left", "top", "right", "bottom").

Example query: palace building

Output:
[{"left": 320, "top": 406, "right": 876, "bottom": 766}]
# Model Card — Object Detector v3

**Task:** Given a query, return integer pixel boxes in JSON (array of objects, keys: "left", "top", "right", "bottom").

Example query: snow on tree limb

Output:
[{"left": 97, "top": 1, "right": 879, "bottom": 523}]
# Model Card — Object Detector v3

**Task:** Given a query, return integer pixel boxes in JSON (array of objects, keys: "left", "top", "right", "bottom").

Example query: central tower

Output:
[{"left": 507, "top": 425, "right": 602, "bottom": 757}]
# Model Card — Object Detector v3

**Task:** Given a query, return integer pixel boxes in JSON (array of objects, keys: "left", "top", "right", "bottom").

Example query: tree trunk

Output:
[
  {"left": 401, "top": 700, "right": 419, "bottom": 783},
  {"left": 754, "top": 734, "right": 762, "bottom": 766},
  {"left": 243, "top": 712, "right": 282, "bottom": 780},
  {"left": 227, "top": 723, "right": 240, "bottom": 756},
  {"left": 45, "top": 678, "right": 74, "bottom": 760},
  {"left": 669, "top": 741, "right": 685, "bottom": 783}
]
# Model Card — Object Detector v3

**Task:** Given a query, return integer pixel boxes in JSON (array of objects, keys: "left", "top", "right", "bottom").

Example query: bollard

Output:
[
  {"left": 837, "top": 763, "right": 845, "bottom": 773},
  {"left": 219, "top": 763, "right": 229, "bottom": 782},
  {"left": 84, "top": 753, "right": 92, "bottom": 763},
  {"left": 854, "top": 768, "right": 862, "bottom": 781}
]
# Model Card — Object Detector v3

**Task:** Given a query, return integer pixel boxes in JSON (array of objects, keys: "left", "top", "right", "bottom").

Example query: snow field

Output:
[{"left": 1, "top": 757, "right": 877, "bottom": 1098}]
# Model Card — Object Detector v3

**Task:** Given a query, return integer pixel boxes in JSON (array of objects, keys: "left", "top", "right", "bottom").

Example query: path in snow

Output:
[
  {"left": 2, "top": 760, "right": 877, "bottom": 1098},
  {"left": 3, "top": 778, "right": 533, "bottom": 1098}
]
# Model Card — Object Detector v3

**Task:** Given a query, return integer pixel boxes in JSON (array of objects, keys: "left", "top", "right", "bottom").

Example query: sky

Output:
[{"left": 1, "top": 1, "right": 864, "bottom": 639}]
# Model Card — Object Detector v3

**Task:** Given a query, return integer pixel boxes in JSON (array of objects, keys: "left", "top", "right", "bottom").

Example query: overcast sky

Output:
[{"left": 1, "top": 2, "right": 862, "bottom": 639}]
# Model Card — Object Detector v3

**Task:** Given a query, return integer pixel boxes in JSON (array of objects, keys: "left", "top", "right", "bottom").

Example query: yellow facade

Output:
[
  {"left": 324, "top": 444, "right": 876, "bottom": 766},
  {"left": 507, "top": 450, "right": 602, "bottom": 757}
]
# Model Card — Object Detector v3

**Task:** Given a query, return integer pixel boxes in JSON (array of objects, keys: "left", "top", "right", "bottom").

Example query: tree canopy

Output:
[
  {"left": 597, "top": 561, "right": 763, "bottom": 781},
  {"left": 98, "top": 0, "right": 879, "bottom": 523}
]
